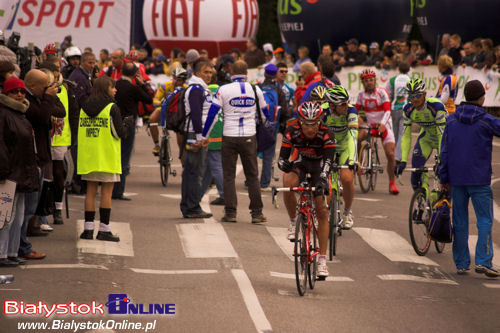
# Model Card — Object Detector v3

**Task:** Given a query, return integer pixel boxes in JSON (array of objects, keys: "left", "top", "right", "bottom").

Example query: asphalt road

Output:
[{"left": 1, "top": 129, "right": 500, "bottom": 333}]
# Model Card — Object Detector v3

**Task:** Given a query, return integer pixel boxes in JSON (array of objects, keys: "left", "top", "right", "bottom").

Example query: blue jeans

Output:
[
  {"left": 201, "top": 150, "right": 224, "bottom": 199},
  {"left": 0, "top": 192, "right": 25, "bottom": 258},
  {"left": 260, "top": 141, "right": 276, "bottom": 188},
  {"left": 180, "top": 147, "right": 206, "bottom": 216},
  {"left": 451, "top": 185, "right": 494, "bottom": 269},
  {"left": 113, "top": 126, "right": 136, "bottom": 197}
]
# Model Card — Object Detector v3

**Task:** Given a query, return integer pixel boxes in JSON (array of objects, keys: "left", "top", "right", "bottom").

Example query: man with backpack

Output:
[
  {"left": 180, "top": 59, "right": 214, "bottom": 218},
  {"left": 259, "top": 64, "right": 288, "bottom": 191}
]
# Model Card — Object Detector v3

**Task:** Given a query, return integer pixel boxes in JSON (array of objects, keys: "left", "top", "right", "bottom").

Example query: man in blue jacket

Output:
[{"left": 439, "top": 80, "right": 500, "bottom": 277}]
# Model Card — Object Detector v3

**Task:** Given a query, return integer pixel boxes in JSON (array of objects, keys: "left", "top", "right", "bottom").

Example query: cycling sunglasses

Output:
[{"left": 408, "top": 93, "right": 423, "bottom": 99}]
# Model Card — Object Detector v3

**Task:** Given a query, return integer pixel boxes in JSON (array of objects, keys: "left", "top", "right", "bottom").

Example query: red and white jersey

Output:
[{"left": 355, "top": 86, "right": 391, "bottom": 125}]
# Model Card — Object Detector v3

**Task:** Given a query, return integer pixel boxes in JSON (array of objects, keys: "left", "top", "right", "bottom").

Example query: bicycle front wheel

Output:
[
  {"left": 409, "top": 188, "right": 432, "bottom": 256},
  {"left": 435, "top": 241, "right": 445, "bottom": 253},
  {"left": 358, "top": 142, "right": 372, "bottom": 193},
  {"left": 308, "top": 220, "right": 318, "bottom": 290},
  {"left": 328, "top": 193, "right": 338, "bottom": 261},
  {"left": 294, "top": 214, "right": 308, "bottom": 296},
  {"left": 159, "top": 139, "right": 169, "bottom": 186},
  {"left": 371, "top": 142, "right": 381, "bottom": 191}
]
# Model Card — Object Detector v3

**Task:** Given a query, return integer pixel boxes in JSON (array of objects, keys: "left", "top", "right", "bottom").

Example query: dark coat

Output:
[
  {"left": 26, "top": 91, "right": 66, "bottom": 166},
  {"left": 114, "top": 78, "right": 153, "bottom": 119},
  {"left": 68, "top": 67, "right": 92, "bottom": 107},
  {"left": 0, "top": 94, "right": 39, "bottom": 192}
]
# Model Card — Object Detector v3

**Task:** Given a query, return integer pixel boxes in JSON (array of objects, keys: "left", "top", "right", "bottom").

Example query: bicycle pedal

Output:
[{"left": 316, "top": 276, "right": 326, "bottom": 281}]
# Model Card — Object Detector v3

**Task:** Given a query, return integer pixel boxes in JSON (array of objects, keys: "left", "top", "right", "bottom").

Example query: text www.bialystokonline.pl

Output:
[{"left": 17, "top": 319, "right": 158, "bottom": 332}]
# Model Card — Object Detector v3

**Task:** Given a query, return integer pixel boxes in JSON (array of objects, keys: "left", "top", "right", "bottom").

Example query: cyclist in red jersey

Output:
[
  {"left": 355, "top": 69, "right": 399, "bottom": 194},
  {"left": 278, "top": 101, "right": 336, "bottom": 277}
]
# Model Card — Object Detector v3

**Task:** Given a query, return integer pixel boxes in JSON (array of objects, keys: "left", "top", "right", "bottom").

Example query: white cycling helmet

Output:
[{"left": 64, "top": 46, "right": 82, "bottom": 58}]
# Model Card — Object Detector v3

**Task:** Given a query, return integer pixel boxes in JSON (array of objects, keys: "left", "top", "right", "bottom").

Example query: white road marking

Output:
[
  {"left": 361, "top": 215, "right": 388, "bottom": 219},
  {"left": 76, "top": 220, "right": 134, "bottom": 257},
  {"left": 483, "top": 283, "right": 500, "bottom": 289},
  {"left": 493, "top": 141, "right": 500, "bottom": 147},
  {"left": 468, "top": 235, "right": 500, "bottom": 268},
  {"left": 0, "top": 289, "right": 21, "bottom": 291},
  {"left": 131, "top": 164, "right": 158, "bottom": 168},
  {"left": 354, "top": 198, "right": 382, "bottom": 202},
  {"left": 377, "top": 274, "right": 458, "bottom": 285},
  {"left": 160, "top": 194, "right": 182, "bottom": 200},
  {"left": 353, "top": 227, "right": 439, "bottom": 266},
  {"left": 21, "top": 264, "right": 108, "bottom": 270},
  {"left": 130, "top": 268, "right": 218, "bottom": 275},
  {"left": 266, "top": 226, "right": 341, "bottom": 263},
  {"left": 177, "top": 223, "right": 237, "bottom": 258},
  {"left": 123, "top": 192, "right": 138, "bottom": 197},
  {"left": 231, "top": 269, "right": 273, "bottom": 333},
  {"left": 270, "top": 271, "right": 353, "bottom": 282},
  {"left": 491, "top": 178, "right": 500, "bottom": 223}
]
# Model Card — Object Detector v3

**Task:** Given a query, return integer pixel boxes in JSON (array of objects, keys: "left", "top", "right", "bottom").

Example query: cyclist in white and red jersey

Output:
[{"left": 355, "top": 69, "right": 399, "bottom": 194}]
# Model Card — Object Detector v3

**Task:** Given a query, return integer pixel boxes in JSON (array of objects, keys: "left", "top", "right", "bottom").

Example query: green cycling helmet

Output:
[
  {"left": 405, "top": 78, "right": 426, "bottom": 94},
  {"left": 326, "top": 85, "right": 350, "bottom": 105}
]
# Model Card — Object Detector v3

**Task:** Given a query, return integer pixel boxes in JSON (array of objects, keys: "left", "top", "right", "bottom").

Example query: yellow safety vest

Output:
[
  {"left": 77, "top": 103, "right": 121, "bottom": 175},
  {"left": 53, "top": 84, "right": 71, "bottom": 146}
]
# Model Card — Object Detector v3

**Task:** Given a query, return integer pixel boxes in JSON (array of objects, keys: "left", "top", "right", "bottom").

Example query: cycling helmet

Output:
[
  {"left": 297, "top": 101, "right": 323, "bottom": 122},
  {"left": 405, "top": 78, "right": 426, "bottom": 94},
  {"left": 326, "top": 85, "right": 350, "bottom": 105},
  {"left": 64, "top": 46, "right": 82, "bottom": 58},
  {"left": 44, "top": 43, "right": 57, "bottom": 55},
  {"left": 360, "top": 68, "right": 376, "bottom": 80},
  {"left": 309, "top": 85, "right": 326, "bottom": 102},
  {"left": 172, "top": 66, "right": 188, "bottom": 79}
]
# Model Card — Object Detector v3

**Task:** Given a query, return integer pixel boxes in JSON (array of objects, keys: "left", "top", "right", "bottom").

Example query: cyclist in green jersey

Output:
[
  {"left": 394, "top": 79, "right": 448, "bottom": 189},
  {"left": 322, "top": 85, "right": 358, "bottom": 229}
]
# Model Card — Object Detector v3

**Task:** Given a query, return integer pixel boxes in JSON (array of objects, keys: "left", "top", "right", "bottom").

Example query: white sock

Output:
[
  {"left": 99, "top": 223, "right": 111, "bottom": 232},
  {"left": 290, "top": 217, "right": 297, "bottom": 224},
  {"left": 84, "top": 222, "right": 94, "bottom": 230},
  {"left": 318, "top": 255, "right": 327, "bottom": 264},
  {"left": 55, "top": 202, "right": 63, "bottom": 210}
]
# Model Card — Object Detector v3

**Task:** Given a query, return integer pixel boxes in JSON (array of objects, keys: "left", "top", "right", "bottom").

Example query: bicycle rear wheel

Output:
[
  {"left": 308, "top": 220, "right": 318, "bottom": 290},
  {"left": 371, "top": 142, "right": 381, "bottom": 191},
  {"left": 159, "top": 138, "right": 169, "bottom": 186},
  {"left": 358, "top": 142, "right": 372, "bottom": 193},
  {"left": 435, "top": 241, "right": 445, "bottom": 253},
  {"left": 409, "top": 188, "right": 432, "bottom": 256},
  {"left": 328, "top": 192, "right": 338, "bottom": 261},
  {"left": 294, "top": 214, "right": 308, "bottom": 296}
]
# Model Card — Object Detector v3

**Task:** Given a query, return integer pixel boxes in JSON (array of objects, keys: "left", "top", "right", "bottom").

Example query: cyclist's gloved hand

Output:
[
  {"left": 394, "top": 161, "right": 406, "bottom": 176},
  {"left": 348, "top": 162, "right": 356, "bottom": 171},
  {"left": 315, "top": 173, "right": 329, "bottom": 195},
  {"left": 278, "top": 158, "right": 293, "bottom": 173}
]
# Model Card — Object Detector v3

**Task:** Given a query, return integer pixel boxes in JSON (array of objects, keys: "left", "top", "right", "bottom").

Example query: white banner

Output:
[
  {"left": 2, "top": 0, "right": 131, "bottom": 53},
  {"left": 247, "top": 66, "right": 500, "bottom": 107}
]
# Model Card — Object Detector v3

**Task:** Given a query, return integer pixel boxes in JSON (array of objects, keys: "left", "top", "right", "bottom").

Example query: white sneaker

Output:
[
  {"left": 40, "top": 224, "right": 53, "bottom": 232},
  {"left": 287, "top": 221, "right": 296, "bottom": 241},
  {"left": 342, "top": 211, "right": 354, "bottom": 230},
  {"left": 317, "top": 257, "right": 329, "bottom": 277}
]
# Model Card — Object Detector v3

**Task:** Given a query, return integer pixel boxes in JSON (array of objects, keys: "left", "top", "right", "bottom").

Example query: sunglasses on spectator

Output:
[
  {"left": 279, "top": 70, "right": 288, "bottom": 73},
  {"left": 8, "top": 88, "right": 26, "bottom": 95},
  {"left": 409, "top": 93, "right": 423, "bottom": 99}
]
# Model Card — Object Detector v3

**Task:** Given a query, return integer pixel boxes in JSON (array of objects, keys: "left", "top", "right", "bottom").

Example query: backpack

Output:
[
  {"left": 259, "top": 84, "right": 281, "bottom": 133},
  {"left": 162, "top": 84, "right": 200, "bottom": 134},
  {"left": 429, "top": 193, "right": 453, "bottom": 243}
]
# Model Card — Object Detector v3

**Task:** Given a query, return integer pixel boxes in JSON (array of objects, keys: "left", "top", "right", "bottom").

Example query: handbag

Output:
[
  {"left": 251, "top": 84, "right": 276, "bottom": 153},
  {"left": 35, "top": 180, "right": 55, "bottom": 216},
  {"left": 429, "top": 192, "right": 453, "bottom": 243}
]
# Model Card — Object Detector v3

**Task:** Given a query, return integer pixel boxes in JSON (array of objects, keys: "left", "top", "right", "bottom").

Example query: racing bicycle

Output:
[
  {"left": 404, "top": 161, "right": 446, "bottom": 256},
  {"left": 272, "top": 174, "right": 323, "bottom": 296},
  {"left": 328, "top": 162, "right": 351, "bottom": 260},
  {"left": 357, "top": 125, "right": 384, "bottom": 193},
  {"left": 159, "top": 127, "right": 177, "bottom": 186}
]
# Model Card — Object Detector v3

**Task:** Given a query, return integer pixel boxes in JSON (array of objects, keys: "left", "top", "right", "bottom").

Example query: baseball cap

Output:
[
  {"left": 369, "top": 42, "right": 379, "bottom": 49},
  {"left": 273, "top": 47, "right": 284, "bottom": 54},
  {"left": 186, "top": 49, "right": 200, "bottom": 64}
]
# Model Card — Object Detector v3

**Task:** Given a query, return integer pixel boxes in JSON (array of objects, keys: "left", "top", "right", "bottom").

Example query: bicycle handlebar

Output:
[
  {"left": 404, "top": 167, "right": 434, "bottom": 172},
  {"left": 358, "top": 125, "right": 380, "bottom": 130}
]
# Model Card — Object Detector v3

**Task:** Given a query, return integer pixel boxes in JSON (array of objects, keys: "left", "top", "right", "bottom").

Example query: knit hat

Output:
[
  {"left": 3, "top": 77, "right": 26, "bottom": 94},
  {"left": 264, "top": 64, "right": 278, "bottom": 77},
  {"left": 186, "top": 49, "right": 200, "bottom": 64},
  {"left": 464, "top": 80, "right": 485, "bottom": 101}
]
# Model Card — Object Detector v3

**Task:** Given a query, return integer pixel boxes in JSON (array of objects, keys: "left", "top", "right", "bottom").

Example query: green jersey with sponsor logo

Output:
[{"left": 323, "top": 105, "right": 358, "bottom": 164}]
